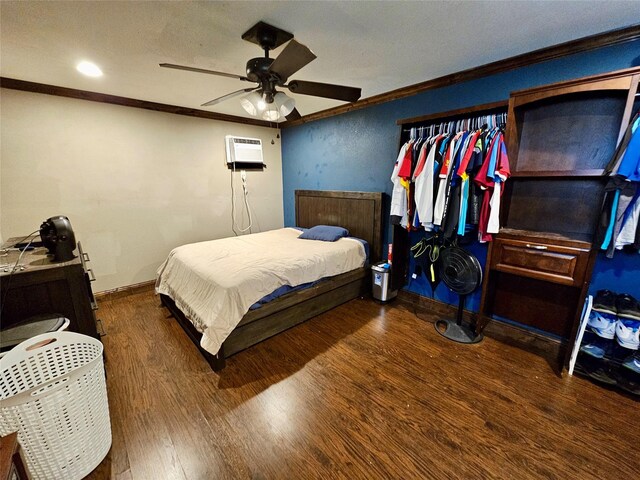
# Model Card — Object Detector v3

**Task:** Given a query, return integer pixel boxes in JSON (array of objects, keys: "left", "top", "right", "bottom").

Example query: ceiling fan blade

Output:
[
  {"left": 160, "top": 63, "right": 249, "bottom": 81},
  {"left": 285, "top": 108, "right": 302, "bottom": 121},
  {"left": 268, "top": 40, "right": 316, "bottom": 81},
  {"left": 287, "top": 80, "right": 361, "bottom": 102},
  {"left": 201, "top": 87, "right": 259, "bottom": 107}
]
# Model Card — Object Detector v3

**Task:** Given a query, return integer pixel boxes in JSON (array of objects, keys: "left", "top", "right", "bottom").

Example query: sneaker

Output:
[
  {"left": 580, "top": 342, "right": 606, "bottom": 359},
  {"left": 617, "top": 355, "right": 640, "bottom": 396},
  {"left": 577, "top": 355, "right": 617, "bottom": 385},
  {"left": 587, "top": 310, "right": 617, "bottom": 339},
  {"left": 615, "top": 318, "right": 640, "bottom": 350},
  {"left": 622, "top": 354, "right": 640, "bottom": 374},
  {"left": 616, "top": 293, "right": 640, "bottom": 320},
  {"left": 616, "top": 375, "right": 640, "bottom": 396},
  {"left": 592, "top": 289, "right": 617, "bottom": 314}
]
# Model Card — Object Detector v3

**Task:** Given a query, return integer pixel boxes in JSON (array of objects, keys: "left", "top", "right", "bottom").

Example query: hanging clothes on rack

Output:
[
  {"left": 414, "top": 134, "right": 445, "bottom": 230},
  {"left": 390, "top": 142, "right": 410, "bottom": 227},
  {"left": 474, "top": 130, "right": 511, "bottom": 242},
  {"left": 456, "top": 129, "right": 483, "bottom": 237},
  {"left": 390, "top": 110, "right": 510, "bottom": 243},
  {"left": 598, "top": 112, "right": 640, "bottom": 256}
]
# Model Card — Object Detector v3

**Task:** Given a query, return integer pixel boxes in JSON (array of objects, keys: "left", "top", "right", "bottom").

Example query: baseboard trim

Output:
[
  {"left": 95, "top": 280, "right": 156, "bottom": 302},
  {"left": 397, "top": 290, "right": 564, "bottom": 368}
]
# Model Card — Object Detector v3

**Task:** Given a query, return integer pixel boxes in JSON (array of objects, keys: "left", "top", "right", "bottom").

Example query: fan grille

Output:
[{"left": 439, "top": 247, "right": 482, "bottom": 295}]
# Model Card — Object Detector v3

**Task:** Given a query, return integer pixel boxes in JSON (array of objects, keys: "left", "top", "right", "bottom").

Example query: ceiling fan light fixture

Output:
[
  {"left": 261, "top": 104, "right": 280, "bottom": 121},
  {"left": 241, "top": 91, "right": 292, "bottom": 121},
  {"left": 240, "top": 91, "right": 263, "bottom": 116},
  {"left": 274, "top": 92, "right": 295, "bottom": 116}
]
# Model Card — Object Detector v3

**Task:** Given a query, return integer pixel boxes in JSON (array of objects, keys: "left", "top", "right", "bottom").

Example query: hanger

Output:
[
  {"left": 414, "top": 127, "right": 424, "bottom": 150},
  {"left": 404, "top": 109, "right": 508, "bottom": 143}
]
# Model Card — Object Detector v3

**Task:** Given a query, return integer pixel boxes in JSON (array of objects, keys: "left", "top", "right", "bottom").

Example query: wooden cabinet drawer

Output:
[{"left": 491, "top": 238, "right": 590, "bottom": 286}]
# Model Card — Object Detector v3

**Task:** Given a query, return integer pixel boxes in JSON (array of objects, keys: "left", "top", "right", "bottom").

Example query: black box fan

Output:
[
  {"left": 39, "top": 215, "right": 77, "bottom": 262},
  {"left": 434, "top": 246, "right": 483, "bottom": 344}
]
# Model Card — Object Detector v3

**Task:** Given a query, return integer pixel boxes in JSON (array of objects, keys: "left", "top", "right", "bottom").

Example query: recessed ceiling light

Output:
[{"left": 76, "top": 61, "right": 103, "bottom": 77}]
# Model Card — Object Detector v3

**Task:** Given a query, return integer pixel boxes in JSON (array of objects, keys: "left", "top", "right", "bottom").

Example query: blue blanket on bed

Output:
[{"left": 249, "top": 230, "right": 369, "bottom": 310}]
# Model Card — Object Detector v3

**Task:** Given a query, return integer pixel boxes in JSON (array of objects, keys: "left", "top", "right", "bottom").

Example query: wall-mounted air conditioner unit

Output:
[{"left": 225, "top": 135, "right": 265, "bottom": 169}]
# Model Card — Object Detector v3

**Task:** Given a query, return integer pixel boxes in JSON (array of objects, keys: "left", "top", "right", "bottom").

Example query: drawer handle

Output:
[
  {"left": 82, "top": 252, "right": 90, "bottom": 262},
  {"left": 87, "top": 269, "right": 96, "bottom": 281},
  {"left": 526, "top": 244, "right": 548, "bottom": 250}
]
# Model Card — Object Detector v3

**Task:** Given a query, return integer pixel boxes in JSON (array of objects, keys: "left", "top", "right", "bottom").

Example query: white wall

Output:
[{"left": 0, "top": 89, "right": 284, "bottom": 292}]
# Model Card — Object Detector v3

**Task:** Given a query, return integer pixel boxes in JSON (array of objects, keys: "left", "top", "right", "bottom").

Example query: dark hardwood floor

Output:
[{"left": 86, "top": 287, "right": 638, "bottom": 479}]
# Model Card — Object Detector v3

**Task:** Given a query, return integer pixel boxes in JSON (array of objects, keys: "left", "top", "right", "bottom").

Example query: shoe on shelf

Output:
[
  {"left": 592, "top": 289, "right": 617, "bottom": 314},
  {"left": 580, "top": 342, "right": 606, "bottom": 358},
  {"left": 615, "top": 318, "right": 640, "bottom": 350},
  {"left": 616, "top": 375, "right": 640, "bottom": 396},
  {"left": 587, "top": 310, "right": 617, "bottom": 340},
  {"left": 616, "top": 293, "right": 640, "bottom": 320},
  {"left": 577, "top": 354, "right": 617, "bottom": 385},
  {"left": 622, "top": 354, "right": 640, "bottom": 374},
  {"left": 617, "top": 353, "right": 640, "bottom": 396}
]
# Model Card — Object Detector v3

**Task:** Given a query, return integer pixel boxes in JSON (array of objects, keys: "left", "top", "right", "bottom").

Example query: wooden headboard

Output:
[{"left": 295, "top": 190, "right": 384, "bottom": 262}]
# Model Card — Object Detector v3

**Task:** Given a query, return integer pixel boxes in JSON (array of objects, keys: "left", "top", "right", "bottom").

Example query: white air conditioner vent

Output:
[{"left": 225, "top": 135, "right": 264, "bottom": 165}]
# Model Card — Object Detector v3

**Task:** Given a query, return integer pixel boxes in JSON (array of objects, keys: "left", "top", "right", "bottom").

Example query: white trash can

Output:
[
  {"left": 0, "top": 331, "right": 111, "bottom": 480},
  {"left": 372, "top": 262, "right": 398, "bottom": 302}
]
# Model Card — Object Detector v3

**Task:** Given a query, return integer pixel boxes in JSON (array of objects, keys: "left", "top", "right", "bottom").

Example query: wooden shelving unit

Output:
[{"left": 476, "top": 66, "right": 640, "bottom": 370}]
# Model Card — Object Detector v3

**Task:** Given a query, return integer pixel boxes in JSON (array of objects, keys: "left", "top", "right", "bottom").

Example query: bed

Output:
[{"left": 158, "top": 190, "right": 384, "bottom": 371}]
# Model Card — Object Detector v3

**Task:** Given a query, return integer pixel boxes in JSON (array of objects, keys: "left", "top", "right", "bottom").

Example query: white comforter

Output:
[{"left": 155, "top": 228, "right": 366, "bottom": 355}]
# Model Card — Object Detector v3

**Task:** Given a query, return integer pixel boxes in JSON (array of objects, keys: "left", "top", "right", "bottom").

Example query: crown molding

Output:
[
  {"left": 3, "top": 24, "right": 638, "bottom": 130},
  {"left": 0, "top": 77, "right": 275, "bottom": 128},
  {"left": 282, "top": 24, "right": 640, "bottom": 128}
]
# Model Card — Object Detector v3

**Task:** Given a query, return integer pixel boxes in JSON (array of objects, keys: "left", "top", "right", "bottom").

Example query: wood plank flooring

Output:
[{"left": 86, "top": 288, "right": 638, "bottom": 479}]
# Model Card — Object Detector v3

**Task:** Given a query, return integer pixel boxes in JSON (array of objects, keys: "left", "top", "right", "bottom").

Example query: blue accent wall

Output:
[{"left": 282, "top": 39, "right": 640, "bottom": 309}]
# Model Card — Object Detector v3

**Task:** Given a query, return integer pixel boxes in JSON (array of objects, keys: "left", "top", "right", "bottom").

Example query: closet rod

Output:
[
  {"left": 396, "top": 99, "right": 508, "bottom": 126},
  {"left": 401, "top": 112, "right": 507, "bottom": 135}
]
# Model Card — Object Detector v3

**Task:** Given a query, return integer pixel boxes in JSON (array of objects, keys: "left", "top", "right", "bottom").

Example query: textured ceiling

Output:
[{"left": 1, "top": 1, "right": 639, "bottom": 121}]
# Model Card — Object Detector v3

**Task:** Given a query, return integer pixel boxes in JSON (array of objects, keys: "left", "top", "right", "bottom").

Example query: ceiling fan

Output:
[{"left": 160, "top": 21, "right": 362, "bottom": 122}]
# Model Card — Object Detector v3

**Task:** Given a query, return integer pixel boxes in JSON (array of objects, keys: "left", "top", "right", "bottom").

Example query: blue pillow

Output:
[{"left": 298, "top": 225, "right": 349, "bottom": 242}]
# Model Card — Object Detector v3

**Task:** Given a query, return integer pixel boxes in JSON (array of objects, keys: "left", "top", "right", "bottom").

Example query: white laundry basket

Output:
[{"left": 0, "top": 331, "right": 111, "bottom": 480}]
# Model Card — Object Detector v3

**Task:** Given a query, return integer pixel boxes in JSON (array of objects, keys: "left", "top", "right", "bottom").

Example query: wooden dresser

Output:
[
  {"left": 0, "top": 237, "right": 99, "bottom": 339},
  {"left": 477, "top": 67, "right": 640, "bottom": 367}
]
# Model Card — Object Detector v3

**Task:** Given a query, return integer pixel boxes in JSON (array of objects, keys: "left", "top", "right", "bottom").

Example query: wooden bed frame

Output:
[{"left": 160, "top": 190, "right": 384, "bottom": 371}]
